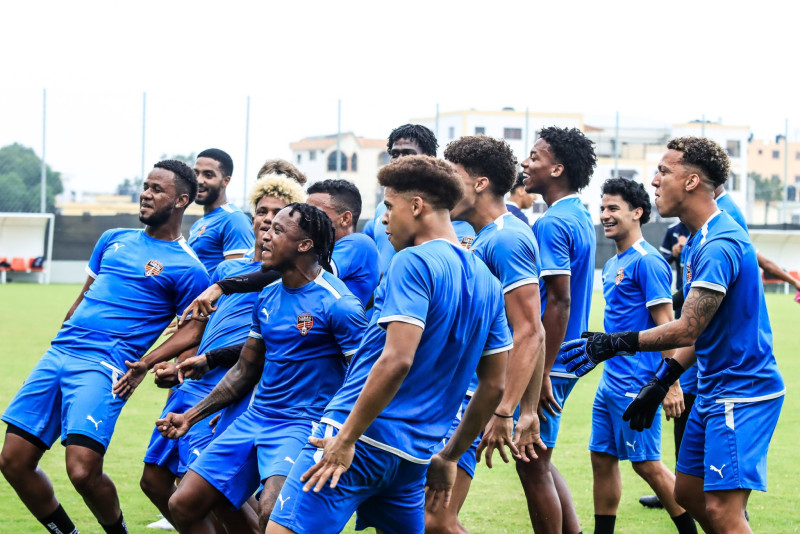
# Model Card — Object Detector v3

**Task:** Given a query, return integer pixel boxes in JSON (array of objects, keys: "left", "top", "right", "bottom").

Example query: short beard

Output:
[
  {"left": 196, "top": 186, "right": 221, "bottom": 206},
  {"left": 140, "top": 207, "right": 173, "bottom": 228}
]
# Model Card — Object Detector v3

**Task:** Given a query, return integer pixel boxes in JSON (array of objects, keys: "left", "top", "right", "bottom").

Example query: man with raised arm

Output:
[{"left": 562, "top": 137, "right": 784, "bottom": 534}]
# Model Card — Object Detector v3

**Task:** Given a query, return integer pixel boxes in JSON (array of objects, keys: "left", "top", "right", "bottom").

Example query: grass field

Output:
[{"left": 0, "top": 284, "right": 797, "bottom": 533}]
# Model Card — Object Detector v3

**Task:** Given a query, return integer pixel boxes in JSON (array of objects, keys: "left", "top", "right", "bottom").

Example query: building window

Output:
[
  {"left": 296, "top": 154, "right": 302, "bottom": 164},
  {"left": 729, "top": 172, "right": 739, "bottom": 191},
  {"left": 795, "top": 151, "right": 800, "bottom": 160},
  {"left": 795, "top": 175, "right": 800, "bottom": 184},
  {"left": 351, "top": 153, "right": 358, "bottom": 172},
  {"left": 309, "top": 150, "right": 316, "bottom": 161},
  {"left": 327, "top": 150, "right": 347, "bottom": 172},
  {"left": 726, "top": 140, "right": 741, "bottom": 158},
  {"left": 503, "top": 128, "right": 522, "bottom": 140},
  {"left": 378, "top": 152, "right": 390, "bottom": 166},
  {"left": 475, "top": 126, "right": 486, "bottom": 135},
  {"left": 772, "top": 150, "right": 780, "bottom": 159},
  {"left": 758, "top": 149, "right": 763, "bottom": 155},
  {"left": 448, "top": 126, "right": 455, "bottom": 140}
]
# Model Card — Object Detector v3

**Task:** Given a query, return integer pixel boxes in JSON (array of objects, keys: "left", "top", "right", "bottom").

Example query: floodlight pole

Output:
[
  {"left": 141, "top": 92, "right": 147, "bottom": 183},
  {"left": 336, "top": 99, "right": 342, "bottom": 180},
  {"left": 40, "top": 88, "right": 47, "bottom": 213},
  {"left": 243, "top": 95, "right": 251, "bottom": 207},
  {"left": 524, "top": 107, "right": 530, "bottom": 154},
  {"left": 614, "top": 111, "right": 619, "bottom": 179},
  {"left": 783, "top": 118, "right": 789, "bottom": 224},
  {"left": 435, "top": 103, "right": 440, "bottom": 153}
]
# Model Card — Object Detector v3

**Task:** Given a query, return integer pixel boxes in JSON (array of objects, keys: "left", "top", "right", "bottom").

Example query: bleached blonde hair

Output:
[{"left": 249, "top": 175, "right": 306, "bottom": 210}]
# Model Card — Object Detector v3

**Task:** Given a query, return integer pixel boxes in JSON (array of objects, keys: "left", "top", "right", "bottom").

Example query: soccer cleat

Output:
[
  {"left": 638, "top": 495, "right": 664, "bottom": 509},
  {"left": 146, "top": 516, "right": 175, "bottom": 530}
]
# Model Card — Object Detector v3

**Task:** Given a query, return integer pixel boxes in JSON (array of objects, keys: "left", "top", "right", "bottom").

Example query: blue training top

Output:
[{"left": 187, "top": 203, "right": 254, "bottom": 276}]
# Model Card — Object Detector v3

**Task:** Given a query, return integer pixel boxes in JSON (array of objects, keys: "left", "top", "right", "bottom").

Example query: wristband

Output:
[
  {"left": 494, "top": 412, "right": 514, "bottom": 419},
  {"left": 654, "top": 357, "right": 685, "bottom": 386}
]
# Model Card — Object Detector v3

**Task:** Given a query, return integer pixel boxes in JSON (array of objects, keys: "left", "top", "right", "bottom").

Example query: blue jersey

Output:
[
  {"left": 248, "top": 271, "right": 367, "bottom": 420},
  {"left": 505, "top": 202, "right": 530, "bottom": 226},
  {"left": 465, "top": 212, "right": 540, "bottom": 394},
  {"left": 682, "top": 211, "right": 784, "bottom": 400},
  {"left": 52, "top": 229, "right": 209, "bottom": 370},
  {"left": 600, "top": 239, "right": 673, "bottom": 395},
  {"left": 715, "top": 191, "right": 748, "bottom": 233},
  {"left": 370, "top": 204, "right": 476, "bottom": 273},
  {"left": 331, "top": 233, "right": 380, "bottom": 307},
  {"left": 322, "top": 239, "right": 513, "bottom": 464},
  {"left": 188, "top": 203, "right": 254, "bottom": 275},
  {"left": 179, "top": 258, "right": 263, "bottom": 398},
  {"left": 533, "top": 194, "right": 596, "bottom": 376}
]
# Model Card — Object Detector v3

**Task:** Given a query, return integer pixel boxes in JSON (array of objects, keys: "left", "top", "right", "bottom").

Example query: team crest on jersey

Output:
[
  {"left": 144, "top": 259, "right": 164, "bottom": 276},
  {"left": 686, "top": 262, "right": 692, "bottom": 283},
  {"left": 195, "top": 224, "right": 207, "bottom": 237},
  {"left": 459, "top": 236, "right": 474, "bottom": 250},
  {"left": 615, "top": 267, "right": 625, "bottom": 286},
  {"left": 296, "top": 313, "right": 314, "bottom": 336}
]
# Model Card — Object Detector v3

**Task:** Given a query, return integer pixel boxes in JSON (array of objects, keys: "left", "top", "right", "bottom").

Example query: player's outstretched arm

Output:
[
  {"left": 301, "top": 321, "right": 422, "bottom": 493},
  {"left": 63, "top": 275, "right": 94, "bottom": 324},
  {"left": 478, "top": 284, "right": 544, "bottom": 464},
  {"left": 431, "top": 351, "right": 506, "bottom": 510},
  {"left": 757, "top": 252, "right": 800, "bottom": 292},
  {"left": 538, "top": 274, "right": 570, "bottom": 419},
  {"left": 178, "top": 283, "right": 223, "bottom": 325},
  {"left": 112, "top": 318, "right": 205, "bottom": 400}
]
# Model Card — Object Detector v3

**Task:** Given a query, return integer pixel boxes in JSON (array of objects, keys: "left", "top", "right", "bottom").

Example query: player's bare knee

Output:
[
  {"left": 168, "top": 491, "right": 197, "bottom": 524},
  {"left": 631, "top": 460, "right": 659, "bottom": 480},
  {"left": 424, "top": 512, "right": 460, "bottom": 534},
  {"left": 66, "top": 461, "right": 101, "bottom": 494}
]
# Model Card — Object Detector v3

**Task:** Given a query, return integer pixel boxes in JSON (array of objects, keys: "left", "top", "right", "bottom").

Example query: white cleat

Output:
[{"left": 146, "top": 516, "right": 175, "bottom": 530}]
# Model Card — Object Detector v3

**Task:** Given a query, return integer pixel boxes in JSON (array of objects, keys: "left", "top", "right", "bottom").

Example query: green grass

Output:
[{"left": 0, "top": 285, "right": 798, "bottom": 533}]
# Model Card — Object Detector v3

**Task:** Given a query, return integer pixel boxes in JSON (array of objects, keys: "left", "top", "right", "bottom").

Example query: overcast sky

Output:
[{"left": 2, "top": 0, "right": 798, "bottom": 203}]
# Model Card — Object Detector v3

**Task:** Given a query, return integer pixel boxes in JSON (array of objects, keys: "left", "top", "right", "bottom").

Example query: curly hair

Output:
[
  {"left": 285, "top": 202, "right": 336, "bottom": 272},
  {"left": 443, "top": 135, "right": 518, "bottom": 197},
  {"left": 257, "top": 159, "right": 307, "bottom": 185},
  {"left": 197, "top": 148, "right": 233, "bottom": 177},
  {"left": 387, "top": 124, "right": 438, "bottom": 156},
  {"left": 377, "top": 155, "right": 464, "bottom": 210},
  {"left": 537, "top": 126, "right": 597, "bottom": 192},
  {"left": 307, "top": 179, "right": 362, "bottom": 229},
  {"left": 601, "top": 178, "right": 652, "bottom": 225},
  {"left": 248, "top": 175, "right": 305, "bottom": 210},
  {"left": 153, "top": 159, "right": 198, "bottom": 203},
  {"left": 666, "top": 137, "right": 730, "bottom": 188}
]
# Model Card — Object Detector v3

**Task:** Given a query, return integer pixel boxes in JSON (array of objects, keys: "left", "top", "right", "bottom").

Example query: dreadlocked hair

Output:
[
  {"left": 285, "top": 202, "right": 336, "bottom": 273},
  {"left": 257, "top": 159, "right": 308, "bottom": 185}
]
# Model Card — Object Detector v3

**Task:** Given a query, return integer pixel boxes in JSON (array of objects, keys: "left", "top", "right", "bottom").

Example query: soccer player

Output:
[
  {"left": 425, "top": 135, "right": 545, "bottom": 533},
  {"left": 306, "top": 179, "right": 380, "bottom": 307},
  {"left": 591, "top": 178, "right": 696, "bottom": 534},
  {"left": 506, "top": 172, "right": 536, "bottom": 225},
  {"left": 157, "top": 203, "right": 367, "bottom": 533},
  {"left": 562, "top": 137, "right": 785, "bottom": 534},
  {"left": 518, "top": 126, "right": 597, "bottom": 533},
  {"left": 189, "top": 148, "right": 255, "bottom": 275},
  {"left": 265, "top": 155, "right": 512, "bottom": 534},
  {"left": 131, "top": 175, "right": 305, "bottom": 529},
  {"left": 0, "top": 160, "right": 209, "bottom": 534}
]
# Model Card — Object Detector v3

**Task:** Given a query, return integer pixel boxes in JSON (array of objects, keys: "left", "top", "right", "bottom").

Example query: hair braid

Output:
[{"left": 286, "top": 203, "right": 336, "bottom": 272}]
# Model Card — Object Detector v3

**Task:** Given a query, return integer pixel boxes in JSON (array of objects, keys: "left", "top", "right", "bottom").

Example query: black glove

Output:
[
  {"left": 623, "top": 358, "right": 685, "bottom": 431},
  {"left": 561, "top": 331, "right": 639, "bottom": 376}
]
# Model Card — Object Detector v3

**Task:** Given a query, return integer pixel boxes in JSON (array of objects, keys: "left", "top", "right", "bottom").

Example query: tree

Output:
[
  {"left": 749, "top": 172, "right": 783, "bottom": 202},
  {"left": 0, "top": 143, "right": 64, "bottom": 213}
]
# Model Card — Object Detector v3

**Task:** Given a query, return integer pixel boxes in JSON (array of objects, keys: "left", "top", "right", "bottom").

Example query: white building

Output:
[{"left": 290, "top": 132, "right": 390, "bottom": 220}]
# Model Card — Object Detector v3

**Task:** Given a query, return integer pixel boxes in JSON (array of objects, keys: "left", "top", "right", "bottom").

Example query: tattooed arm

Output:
[
  {"left": 156, "top": 336, "right": 266, "bottom": 439},
  {"left": 638, "top": 287, "right": 724, "bottom": 351}
]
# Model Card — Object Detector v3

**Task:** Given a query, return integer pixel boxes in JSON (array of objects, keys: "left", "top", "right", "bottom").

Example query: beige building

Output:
[{"left": 747, "top": 138, "right": 800, "bottom": 224}]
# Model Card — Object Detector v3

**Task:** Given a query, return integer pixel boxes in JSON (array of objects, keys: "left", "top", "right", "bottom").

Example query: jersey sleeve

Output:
[
  {"left": 173, "top": 265, "right": 211, "bottom": 318},
  {"left": 329, "top": 295, "right": 368, "bottom": 358},
  {"left": 487, "top": 229, "right": 540, "bottom": 293},
  {"left": 689, "top": 238, "right": 740, "bottom": 296},
  {"left": 376, "top": 250, "right": 431, "bottom": 331},
  {"left": 640, "top": 253, "right": 673, "bottom": 308},
  {"left": 86, "top": 229, "right": 115, "bottom": 278},
  {"left": 362, "top": 218, "right": 375, "bottom": 239},
  {"left": 533, "top": 216, "right": 571, "bottom": 277},
  {"left": 330, "top": 238, "right": 352, "bottom": 279},
  {"left": 249, "top": 298, "right": 264, "bottom": 339},
  {"left": 482, "top": 287, "right": 514, "bottom": 357},
  {"left": 221, "top": 213, "right": 255, "bottom": 257}
]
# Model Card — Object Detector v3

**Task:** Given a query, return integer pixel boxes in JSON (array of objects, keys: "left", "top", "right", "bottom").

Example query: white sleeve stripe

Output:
[
  {"left": 330, "top": 259, "right": 339, "bottom": 277},
  {"left": 482, "top": 343, "right": 513, "bottom": 356},
  {"left": 690, "top": 281, "right": 727, "bottom": 295},
  {"left": 540, "top": 269, "right": 571, "bottom": 277},
  {"left": 503, "top": 278, "right": 539, "bottom": 294},
  {"left": 646, "top": 297, "right": 673, "bottom": 308},
  {"left": 85, "top": 266, "right": 98, "bottom": 278},
  {"left": 223, "top": 248, "right": 251, "bottom": 256},
  {"left": 377, "top": 315, "right": 425, "bottom": 331},
  {"left": 248, "top": 331, "right": 263, "bottom": 339},
  {"left": 343, "top": 349, "right": 357, "bottom": 357},
  {"left": 659, "top": 246, "right": 671, "bottom": 254}
]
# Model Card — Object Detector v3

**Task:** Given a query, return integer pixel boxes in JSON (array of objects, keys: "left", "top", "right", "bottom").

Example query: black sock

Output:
[
  {"left": 40, "top": 504, "right": 79, "bottom": 534},
  {"left": 671, "top": 511, "right": 698, "bottom": 534},
  {"left": 99, "top": 513, "right": 128, "bottom": 534},
  {"left": 594, "top": 514, "right": 616, "bottom": 534}
]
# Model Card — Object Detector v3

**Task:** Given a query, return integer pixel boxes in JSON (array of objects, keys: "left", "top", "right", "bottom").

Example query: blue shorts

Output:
[
  {"left": 143, "top": 388, "right": 217, "bottom": 476},
  {"left": 270, "top": 423, "right": 427, "bottom": 534},
  {"left": 2, "top": 348, "right": 126, "bottom": 452},
  {"left": 433, "top": 394, "right": 481, "bottom": 478},
  {"left": 676, "top": 394, "right": 783, "bottom": 491},
  {"left": 539, "top": 375, "right": 578, "bottom": 448},
  {"left": 189, "top": 407, "right": 314, "bottom": 508},
  {"left": 589, "top": 383, "right": 661, "bottom": 462}
]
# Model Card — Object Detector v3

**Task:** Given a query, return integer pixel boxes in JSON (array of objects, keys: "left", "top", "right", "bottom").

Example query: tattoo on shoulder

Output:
[{"left": 682, "top": 288, "right": 724, "bottom": 339}]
